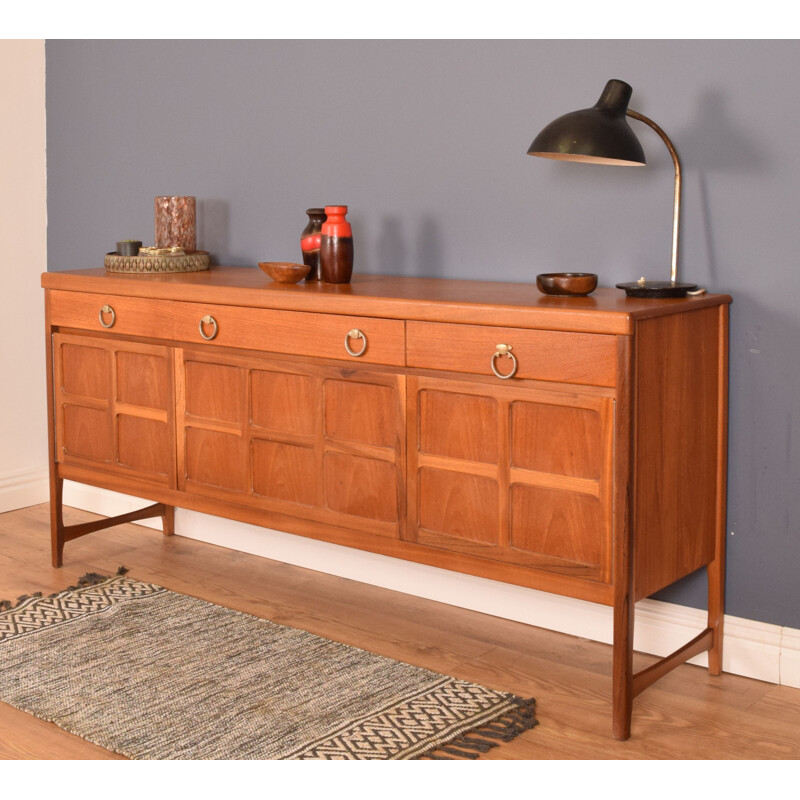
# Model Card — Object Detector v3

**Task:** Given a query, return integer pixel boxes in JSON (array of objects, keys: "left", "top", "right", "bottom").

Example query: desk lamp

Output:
[{"left": 528, "top": 79, "right": 698, "bottom": 298}]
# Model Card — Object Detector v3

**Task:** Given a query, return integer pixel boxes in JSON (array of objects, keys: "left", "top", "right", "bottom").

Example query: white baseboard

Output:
[
  {"left": 780, "top": 627, "right": 800, "bottom": 688},
  {"left": 62, "top": 481, "right": 800, "bottom": 690},
  {"left": 0, "top": 467, "right": 50, "bottom": 513}
]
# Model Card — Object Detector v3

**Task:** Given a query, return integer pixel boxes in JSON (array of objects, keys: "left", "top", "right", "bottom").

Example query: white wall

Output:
[{"left": 0, "top": 40, "right": 49, "bottom": 511}]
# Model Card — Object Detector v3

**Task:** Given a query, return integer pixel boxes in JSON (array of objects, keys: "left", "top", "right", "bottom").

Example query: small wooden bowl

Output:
[
  {"left": 258, "top": 261, "right": 310, "bottom": 283},
  {"left": 536, "top": 272, "right": 598, "bottom": 296}
]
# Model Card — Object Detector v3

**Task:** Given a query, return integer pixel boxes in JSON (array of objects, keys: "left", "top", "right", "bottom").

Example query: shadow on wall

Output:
[
  {"left": 655, "top": 295, "right": 800, "bottom": 626},
  {"left": 376, "top": 216, "right": 406, "bottom": 275},
  {"left": 198, "top": 199, "right": 229, "bottom": 266},
  {"left": 416, "top": 216, "right": 444, "bottom": 278},
  {"left": 681, "top": 90, "right": 765, "bottom": 287},
  {"left": 375, "top": 215, "right": 445, "bottom": 277},
  {"left": 678, "top": 91, "right": 764, "bottom": 175}
]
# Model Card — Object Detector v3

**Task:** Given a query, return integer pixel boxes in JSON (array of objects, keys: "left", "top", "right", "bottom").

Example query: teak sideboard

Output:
[{"left": 41, "top": 267, "right": 731, "bottom": 739}]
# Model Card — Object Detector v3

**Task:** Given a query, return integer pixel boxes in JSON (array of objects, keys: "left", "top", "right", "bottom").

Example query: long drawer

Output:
[
  {"left": 48, "top": 290, "right": 174, "bottom": 339},
  {"left": 173, "top": 302, "right": 406, "bottom": 367},
  {"left": 48, "top": 291, "right": 407, "bottom": 367},
  {"left": 406, "top": 320, "right": 616, "bottom": 387}
]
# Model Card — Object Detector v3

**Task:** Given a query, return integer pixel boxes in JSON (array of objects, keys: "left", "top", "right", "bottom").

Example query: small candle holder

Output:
[{"left": 116, "top": 240, "right": 142, "bottom": 257}]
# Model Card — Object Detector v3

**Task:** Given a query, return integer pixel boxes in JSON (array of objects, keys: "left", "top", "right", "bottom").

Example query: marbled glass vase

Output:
[{"left": 155, "top": 196, "right": 196, "bottom": 253}]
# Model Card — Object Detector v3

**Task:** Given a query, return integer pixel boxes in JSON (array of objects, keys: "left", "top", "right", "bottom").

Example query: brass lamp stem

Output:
[{"left": 626, "top": 109, "right": 681, "bottom": 284}]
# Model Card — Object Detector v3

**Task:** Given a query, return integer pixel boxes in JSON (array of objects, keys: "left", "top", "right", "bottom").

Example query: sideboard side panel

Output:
[{"left": 633, "top": 306, "right": 724, "bottom": 600}]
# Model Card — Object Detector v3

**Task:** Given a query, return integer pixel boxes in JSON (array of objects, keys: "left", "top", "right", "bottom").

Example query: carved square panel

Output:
[
  {"left": 252, "top": 439, "right": 316, "bottom": 506},
  {"left": 324, "top": 452, "right": 398, "bottom": 522},
  {"left": 185, "top": 427, "right": 247, "bottom": 492},
  {"left": 63, "top": 405, "right": 113, "bottom": 463},
  {"left": 251, "top": 370, "right": 316, "bottom": 436},
  {"left": 117, "top": 415, "right": 171, "bottom": 475},
  {"left": 510, "top": 484, "right": 604, "bottom": 567},
  {"left": 418, "top": 468, "right": 498, "bottom": 544},
  {"left": 61, "top": 344, "right": 109, "bottom": 400},
  {"left": 184, "top": 361, "right": 244, "bottom": 423},
  {"left": 418, "top": 390, "right": 498, "bottom": 464},
  {"left": 324, "top": 380, "right": 396, "bottom": 448},
  {"left": 117, "top": 351, "right": 168, "bottom": 410},
  {"left": 511, "top": 402, "right": 603, "bottom": 479}
]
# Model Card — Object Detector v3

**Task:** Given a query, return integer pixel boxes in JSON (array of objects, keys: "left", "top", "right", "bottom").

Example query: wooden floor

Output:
[{"left": 1, "top": 502, "right": 799, "bottom": 760}]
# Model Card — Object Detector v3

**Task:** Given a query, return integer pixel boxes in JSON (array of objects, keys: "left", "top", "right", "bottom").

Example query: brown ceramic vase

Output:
[
  {"left": 319, "top": 205, "right": 354, "bottom": 284},
  {"left": 300, "top": 208, "right": 327, "bottom": 281}
]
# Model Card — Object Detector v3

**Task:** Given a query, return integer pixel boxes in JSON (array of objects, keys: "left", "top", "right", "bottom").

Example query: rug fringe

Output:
[
  {"left": 0, "top": 566, "right": 129, "bottom": 614},
  {"left": 416, "top": 696, "right": 538, "bottom": 760}
]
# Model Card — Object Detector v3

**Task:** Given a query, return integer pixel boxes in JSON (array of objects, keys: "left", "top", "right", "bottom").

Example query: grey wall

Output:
[{"left": 45, "top": 40, "right": 800, "bottom": 629}]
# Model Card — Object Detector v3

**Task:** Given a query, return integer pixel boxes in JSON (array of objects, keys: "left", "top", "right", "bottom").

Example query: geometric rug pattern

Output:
[{"left": 0, "top": 570, "right": 537, "bottom": 759}]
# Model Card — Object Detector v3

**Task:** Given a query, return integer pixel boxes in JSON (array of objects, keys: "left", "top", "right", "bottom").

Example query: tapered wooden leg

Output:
[
  {"left": 45, "top": 297, "right": 65, "bottom": 568},
  {"left": 161, "top": 505, "right": 175, "bottom": 536},
  {"left": 50, "top": 475, "right": 65, "bottom": 568},
  {"left": 612, "top": 335, "right": 636, "bottom": 741},
  {"left": 612, "top": 591, "right": 634, "bottom": 740},
  {"left": 708, "top": 303, "right": 729, "bottom": 677},
  {"left": 707, "top": 558, "right": 725, "bottom": 675}
]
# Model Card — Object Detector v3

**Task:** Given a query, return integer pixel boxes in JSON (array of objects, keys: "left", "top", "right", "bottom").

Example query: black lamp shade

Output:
[{"left": 528, "top": 79, "right": 646, "bottom": 166}]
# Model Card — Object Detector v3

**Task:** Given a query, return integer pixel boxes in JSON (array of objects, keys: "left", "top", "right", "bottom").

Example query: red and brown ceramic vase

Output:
[
  {"left": 300, "top": 208, "right": 327, "bottom": 281},
  {"left": 319, "top": 205, "right": 354, "bottom": 284}
]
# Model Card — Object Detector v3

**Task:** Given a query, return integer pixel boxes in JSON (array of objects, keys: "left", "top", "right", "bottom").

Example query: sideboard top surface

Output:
[{"left": 42, "top": 267, "right": 731, "bottom": 335}]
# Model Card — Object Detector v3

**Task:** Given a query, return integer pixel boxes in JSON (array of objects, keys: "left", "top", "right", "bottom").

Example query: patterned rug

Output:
[{"left": 0, "top": 569, "right": 537, "bottom": 759}]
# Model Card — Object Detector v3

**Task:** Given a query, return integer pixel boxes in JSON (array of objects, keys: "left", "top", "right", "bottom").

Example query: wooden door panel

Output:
[
  {"left": 324, "top": 452, "right": 399, "bottom": 523},
  {"left": 117, "top": 415, "right": 171, "bottom": 476},
  {"left": 60, "top": 342, "right": 110, "bottom": 400},
  {"left": 418, "top": 468, "right": 498, "bottom": 544},
  {"left": 53, "top": 333, "right": 175, "bottom": 488},
  {"left": 116, "top": 351, "right": 169, "bottom": 410},
  {"left": 250, "top": 370, "right": 316, "bottom": 436},
  {"left": 177, "top": 348, "right": 404, "bottom": 538},
  {"left": 510, "top": 485, "right": 605, "bottom": 567},
  {"left": 252, "top": 439, "right": 317, "bottom": 506},
  {"left": 184, "top": 361, "right": 245, "bottom": 424},
  {"left": 511, "top": 401, "right": 603, "bottom": 479},
  {"left": 408, "top": 375, "right": 614, "bottom": 582},
  {"left": 63, "top": 405, "right": 113, "bottom": 463},
  {"left": 419, "top": 390, "right": 498, "bottom": 463},
  {"left": 324, "top": 380, "right": 396, "bottom": 448},
  {"left": 185, "top": 427, "right": 248, "bottom": 492}
]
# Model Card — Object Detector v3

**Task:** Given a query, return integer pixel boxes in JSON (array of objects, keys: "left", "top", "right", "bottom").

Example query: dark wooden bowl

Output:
[
  {"left": 536, "top": 272, "right": 598, "bottom": 296},
  {"left": 258, "top": 261, "right": 310, "bottom": 283}
]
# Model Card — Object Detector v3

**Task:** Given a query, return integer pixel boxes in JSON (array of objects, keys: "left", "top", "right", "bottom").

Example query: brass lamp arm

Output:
[{"left": 626, "top": 109, "right": 682, "bottom": 284}]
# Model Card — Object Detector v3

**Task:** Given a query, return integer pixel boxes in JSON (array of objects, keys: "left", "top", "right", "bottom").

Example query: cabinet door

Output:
[
  {"left": 53, "top": 333, "right": 175, "bottom": 487},
  {"left": 407, "top": 375, "right": 614, "bottom": 582},
  {"left": 177, "top": 349, "right": 405, "bottom": 539}
]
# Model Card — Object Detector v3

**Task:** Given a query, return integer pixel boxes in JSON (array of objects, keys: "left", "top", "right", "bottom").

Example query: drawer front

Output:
[
  {"left": 407, "top": 321, "right": 616, "bottom": 387},
  {"left": 49, "top": 290, "right": 174, "bottom": 340},
  {"left": 173, "top": 302, "right": 406, "bottom": 367}
]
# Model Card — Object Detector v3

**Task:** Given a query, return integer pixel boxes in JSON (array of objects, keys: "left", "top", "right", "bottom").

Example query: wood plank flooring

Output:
[{"left": 1, "top": 502, "right": 798, "bottom": 760}]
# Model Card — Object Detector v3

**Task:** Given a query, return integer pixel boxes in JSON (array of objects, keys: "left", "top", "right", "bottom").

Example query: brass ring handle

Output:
[
  {"left": 344, "top": 328, "right": 368, "bottom": 357},
  {"left": 491, "top": 344, "right": 517, "bottom": 380},
  {"left": 198, "top": 315, "right": 218, "bottom": 341},
  {"left": 98, "top": 305, "right": 116, "bottom": 328}
]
